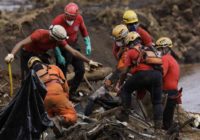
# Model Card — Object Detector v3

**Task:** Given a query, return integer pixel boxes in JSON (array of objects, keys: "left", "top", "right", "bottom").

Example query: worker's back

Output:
[{"left": 35, "top": 64, "right": 68, "bottom": 95}]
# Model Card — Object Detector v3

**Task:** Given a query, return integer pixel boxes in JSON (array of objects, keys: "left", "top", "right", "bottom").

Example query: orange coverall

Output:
[{"left": 36, "top": 65, "right": 77, "bottom": 124}]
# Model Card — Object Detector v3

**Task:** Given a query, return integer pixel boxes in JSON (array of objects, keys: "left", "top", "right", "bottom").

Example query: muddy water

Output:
[
  {"left": 0, "top": 0, "right": 32, "bottom": 11},
  {"left": 180, "top": 64, "right": 200, "bottom": 113}
]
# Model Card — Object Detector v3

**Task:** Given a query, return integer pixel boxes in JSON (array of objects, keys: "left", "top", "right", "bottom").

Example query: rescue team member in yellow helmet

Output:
[
  {"left": 112, "top": 24, "right": 129, "bottom": 61},
  {"left": 27, "top": 57, "right": 77, "bottom": 137},
  {"left": 155, "top": 37, "right": 181, "bottom": 130},
  {"left": 116, "top": 32, "right": 163, "bottom": 130},
  {"left": 4, "top": 25, "right": 101, "bottom": 79},
  {"left": 84, "top": 24, "right": 129, "bottom": 116},
  {"left": 123, "top": 10, "right": 153, "bottom": 47}
]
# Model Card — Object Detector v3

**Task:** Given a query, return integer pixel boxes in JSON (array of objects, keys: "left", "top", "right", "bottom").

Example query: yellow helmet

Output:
[
  {"left": 123, "top": 10, "right": 138, "bottom": 24},
  {"left": 155, "top": 37, "right": 173, "bottom": 48},
  {"left": 124, "top": 31, "right": 141, "bottom": 45},
  {"left": 112, "top": 24, "right": 129, "bottom": 40},
  {"left": 28, "top": 57, "right": 41, "bottom": 68}
]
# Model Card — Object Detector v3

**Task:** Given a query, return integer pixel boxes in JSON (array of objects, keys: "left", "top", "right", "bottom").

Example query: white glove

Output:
[
  {"left": 89, "top": 60, "right": 102, "bottom": 68},
  {"left": 5, "top": 53, "right": 14, "bottom": 63}
]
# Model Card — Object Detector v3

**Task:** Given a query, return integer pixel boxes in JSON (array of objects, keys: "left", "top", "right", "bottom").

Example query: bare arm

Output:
[
  {"left": 63, "top": 44, "right": 90, "bottom": 63},
  {"left": 11, "top": 36, "right": 32, "bottom": 56}
]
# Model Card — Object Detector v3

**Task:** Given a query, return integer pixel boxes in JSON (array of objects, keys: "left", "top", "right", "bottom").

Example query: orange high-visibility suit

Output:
[{"left": 36, "top": 64, "right": 77, "bottom": 124}]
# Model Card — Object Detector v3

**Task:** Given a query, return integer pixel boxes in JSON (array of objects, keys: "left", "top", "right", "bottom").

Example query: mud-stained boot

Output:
[
  {"left": 154, "top": 120, "right": 164, "bottom": 137},
  {"left": 51, "top": 116, "right": 64, "bottom": 138},
  {"left": 115, "top": 109, "right": 129, "bottom": 122}
]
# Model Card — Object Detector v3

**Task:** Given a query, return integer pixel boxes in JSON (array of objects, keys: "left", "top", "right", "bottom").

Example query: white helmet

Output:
[{"left": 49, "top": 25, "right": 68, "bottom": 41}]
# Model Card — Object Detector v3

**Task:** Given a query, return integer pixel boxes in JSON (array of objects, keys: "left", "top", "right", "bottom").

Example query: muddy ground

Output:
[{"left": 0, "top": 0, "right": 200, "bottom": 139}]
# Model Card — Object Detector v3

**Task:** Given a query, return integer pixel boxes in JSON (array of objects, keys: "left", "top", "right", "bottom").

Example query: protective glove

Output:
[
  {"left": 54, "top": 47, "right": 66, "bottom": 66},
  {"left": 5, "top": 53, "right": 14, "bottom": 63},
  {"left": 84, "top": 36, "right": 91, "bottom": 56},
  {"left": 89, "top": 60, "right": 102, "bottom": 68}
]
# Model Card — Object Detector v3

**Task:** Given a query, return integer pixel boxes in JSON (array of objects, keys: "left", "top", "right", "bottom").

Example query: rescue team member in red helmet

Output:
[
  {"left": 155, "top": 37, "right": 180, "bottom": 130},
  {"left": 4, "top": 25, "right": 100, "bottom": 79},
  {"left": 52, "top": 2, "right": 91, "bottom": 97},
  {"left": 123, "top": 10, "right": 153, "bottom": 47},
  {"left": 27, "top": 56, "right": 77, "bottom": 137},
  {"left": 116, "top": 32, "right": 163, "bottom": 130}
]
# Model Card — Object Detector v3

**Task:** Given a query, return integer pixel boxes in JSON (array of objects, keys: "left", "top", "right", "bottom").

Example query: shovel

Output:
[{"left": 8, "top": 63, "right": 13, "bottom": 97}]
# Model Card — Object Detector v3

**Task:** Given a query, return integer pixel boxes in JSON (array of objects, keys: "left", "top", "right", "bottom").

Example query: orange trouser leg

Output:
[{"left": 44, "top": 93, "right": 77, "bottom": 124}]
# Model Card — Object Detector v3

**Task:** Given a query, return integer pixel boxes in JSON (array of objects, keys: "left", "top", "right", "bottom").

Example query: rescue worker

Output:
[
  {"left": 84, "top": 24, "right": 129, "bottom": 116},
  {"left": 155, "top": 37, "right": 180, "bottom": 130},
  {"left": 4, "top": 25, "right": 100, "bottom": 79},
  {"left": 52, "top": 2, "right": 92, "bottom": 98},
  {"left": 123, "top": 10, "right": 153, "bottom": 47},
  {"left": 117, "top": 32, "right": 163, "bottom": 129},
  {"left": 27, "top": 57, "right": 76, "bottom": 137}
]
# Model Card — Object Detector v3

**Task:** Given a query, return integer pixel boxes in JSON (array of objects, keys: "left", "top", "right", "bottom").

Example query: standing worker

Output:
[
  {"left": 123, "top": 10, "right": 153, "bottom": 47},
  {"left": 116, "top": 32, "right": 163, "bottom": 130},
  {"left": 28, "top": 57, "right": 76, "bottom": 137},
  {"left": 4, "top": 25, "right": 100, "bottom": 79},
  {"left": 155, "top": 37, "right": 181, "bottom": 130},
  {"left": 52, "top": 2, "right": 92, "bottom": 98}
]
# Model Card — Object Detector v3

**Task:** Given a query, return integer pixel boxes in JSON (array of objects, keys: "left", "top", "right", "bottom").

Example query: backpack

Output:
[{"left": 130, "top": 45, "right": 163, "bottom": 72}]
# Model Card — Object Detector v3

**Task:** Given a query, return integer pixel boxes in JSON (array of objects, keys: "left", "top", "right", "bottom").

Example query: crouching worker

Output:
[
  {"left": 84, "top": 24, "right": 129, "bottom": 116},
  {"left": 117, "top": 32, "right": 163, "bottom": 130},
  {"left": 4, "top": 25, "right": 101, "bottom": 80},
  {"left": 28, "top": 57, "right": 77, "bottom": 137}
]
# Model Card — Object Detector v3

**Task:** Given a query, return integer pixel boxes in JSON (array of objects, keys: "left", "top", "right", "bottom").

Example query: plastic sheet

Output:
[{"left": 0, "top": 70, "right": 52, "bottom": 140}]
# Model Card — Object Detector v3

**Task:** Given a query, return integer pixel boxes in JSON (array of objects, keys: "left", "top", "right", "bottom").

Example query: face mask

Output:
[
  {"left": 116, "top": 41, "right": 124, "bottom": 47},
  {"left": 156, "top": 51, "right": 162, "bottom": 57},
  {"left": 66, "top": 20, "right": 74, "bottom": 26},
  {"left": 127, "top": 23, "right": 138, "bottom": 32}
]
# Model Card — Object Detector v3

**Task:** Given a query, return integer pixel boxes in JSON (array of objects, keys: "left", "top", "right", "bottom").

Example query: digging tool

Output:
[
  {"left": 8, "top": 63, "right": 13, "bottom": 97},
  {"left": 84, "top": 75, "right": 95, "bottom": 91}
]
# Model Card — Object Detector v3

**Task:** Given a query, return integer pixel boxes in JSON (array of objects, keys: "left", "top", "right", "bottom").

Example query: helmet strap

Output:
[
  {"left": 128, "top": 38, "right": 141, "bottom": 48},
  {"left": 163, "top": 47, "right": 170, "bottom": 55}
]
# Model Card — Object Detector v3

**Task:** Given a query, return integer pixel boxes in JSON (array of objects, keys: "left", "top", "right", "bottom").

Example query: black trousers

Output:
[
  {"left": 163, "top": 90, "right": 177, "bottom": 130},
  {"left": 120, "top": 70, "right": 163, "bottom": 121},
  {"left": 56, "top": 47, "right": 85, "bottom": 94},
  {"left": 20, "top": 50, "right": 50, "bottom": 79}
]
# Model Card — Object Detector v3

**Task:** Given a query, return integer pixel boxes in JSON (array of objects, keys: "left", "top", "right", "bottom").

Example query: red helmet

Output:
[{"left": 64, "top": 2, "right": 79, "bottom": 16}]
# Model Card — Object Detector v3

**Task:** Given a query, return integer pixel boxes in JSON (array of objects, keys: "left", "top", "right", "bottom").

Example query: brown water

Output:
[{"left": 180, "top": 64, "right": 200, "bottom": 113}]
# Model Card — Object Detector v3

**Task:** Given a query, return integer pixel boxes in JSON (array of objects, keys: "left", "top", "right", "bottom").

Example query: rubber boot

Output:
[
  {"left": 154, "top": 120, "right": 164, "bottom": 136},
  {"left": 163, "top": 98, "right": 176, "bottom": 130}
]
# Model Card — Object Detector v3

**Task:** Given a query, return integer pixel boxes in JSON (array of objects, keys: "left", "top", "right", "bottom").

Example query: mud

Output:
[{"left": 0, "top": 0, "right": 200, "bottom": 139}]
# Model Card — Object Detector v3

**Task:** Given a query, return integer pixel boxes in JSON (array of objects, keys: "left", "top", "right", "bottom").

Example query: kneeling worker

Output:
[{"left": 28, "top": 56, "right": 77, "bottom": 137}]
